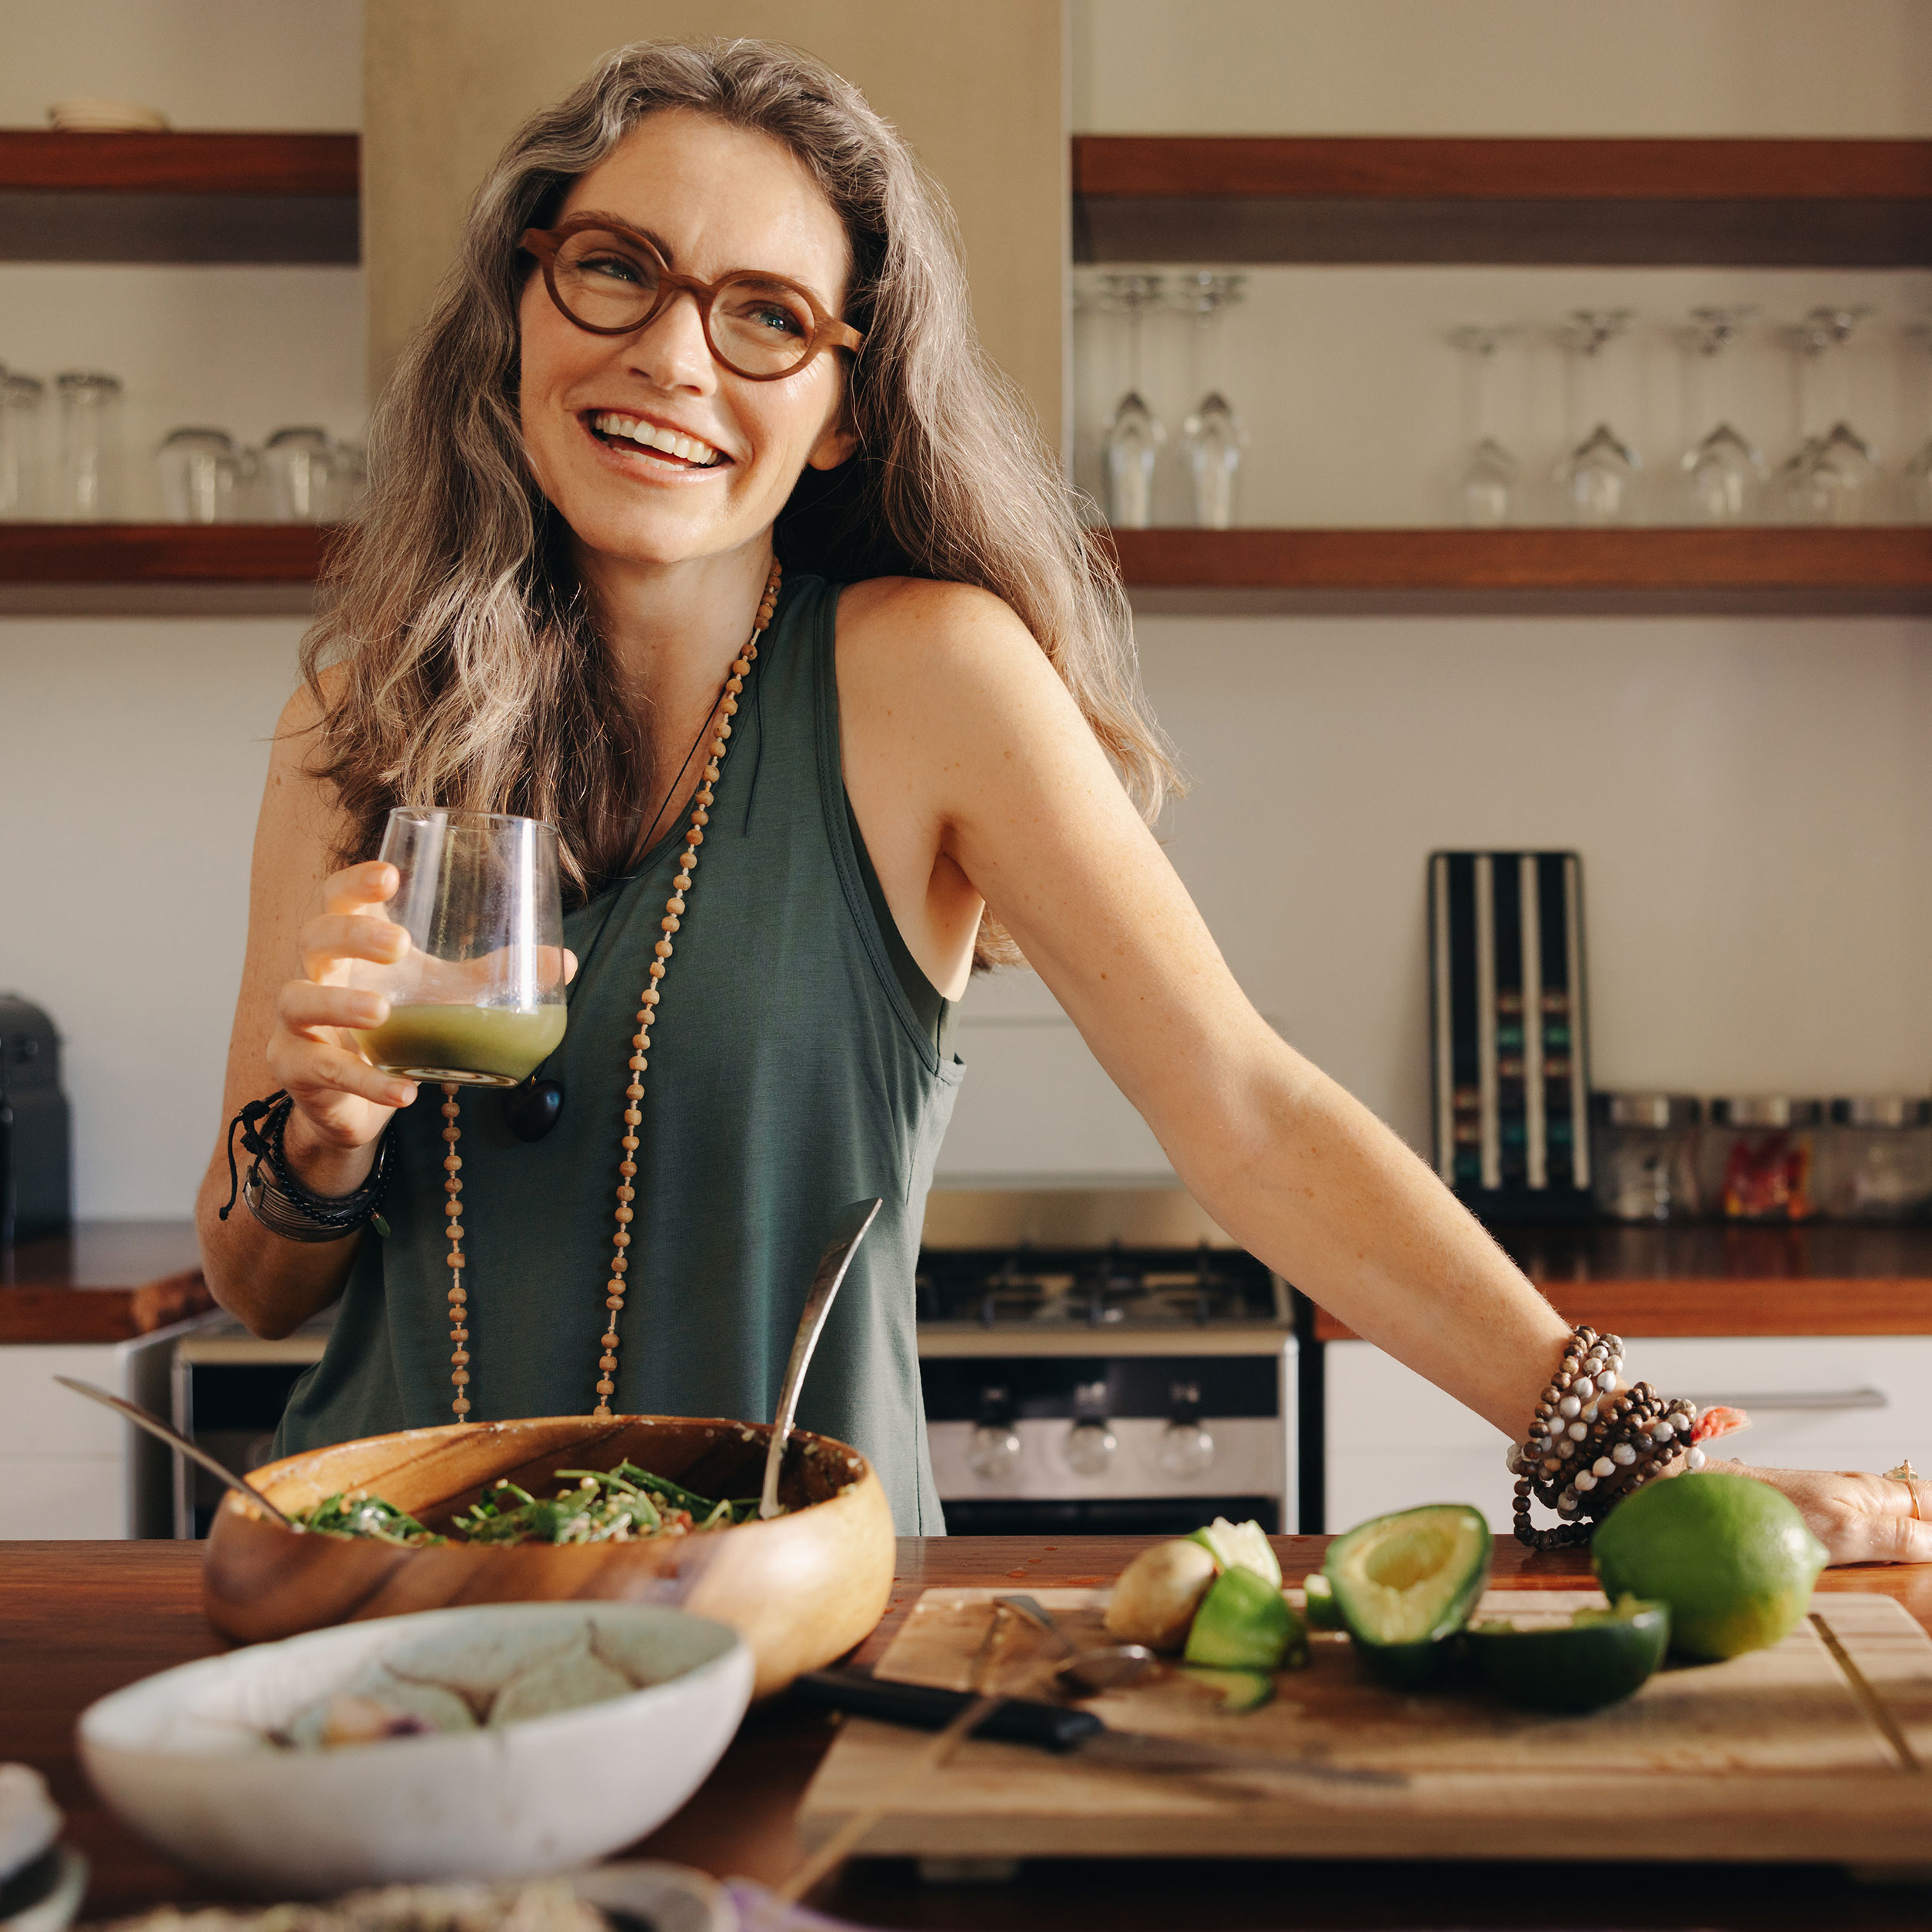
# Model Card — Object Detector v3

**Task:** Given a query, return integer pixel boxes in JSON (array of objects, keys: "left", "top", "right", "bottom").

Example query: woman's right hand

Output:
[{"left": 268, "top": 859, "right": 421, "bottom": 1174}]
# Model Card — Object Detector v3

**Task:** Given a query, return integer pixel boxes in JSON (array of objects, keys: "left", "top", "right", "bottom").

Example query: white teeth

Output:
[{"left": 590, "top": 412, "right": 721, "bottom": 467}]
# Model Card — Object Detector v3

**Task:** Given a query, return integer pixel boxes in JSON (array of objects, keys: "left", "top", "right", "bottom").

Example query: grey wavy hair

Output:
[{"left": 301, "top": 35, "right": 1178, "bottom": 967}]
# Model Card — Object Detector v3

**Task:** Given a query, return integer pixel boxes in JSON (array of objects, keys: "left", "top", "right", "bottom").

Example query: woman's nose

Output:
[{"left": 626, "top": 289, "right": 717, "bottom": 392}]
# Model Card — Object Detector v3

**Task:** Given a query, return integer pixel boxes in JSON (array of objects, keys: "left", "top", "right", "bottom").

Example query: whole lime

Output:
[{"left": 1592, "top": 1471, "right": 1827, "bottom": 1661}]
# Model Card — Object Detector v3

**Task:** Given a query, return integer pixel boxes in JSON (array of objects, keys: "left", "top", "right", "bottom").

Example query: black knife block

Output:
[{"left": 1427, "top": 853, "right": 1593, "bottom": 1225}]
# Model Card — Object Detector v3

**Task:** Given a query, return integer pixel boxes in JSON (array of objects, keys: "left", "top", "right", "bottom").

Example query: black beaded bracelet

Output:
[
  {"left": 1510, "top": 1325, "right": 1704, "bottom": 1550},
  {"left": 218, "top": 1090, "right": 395, "bottom": 1244}
]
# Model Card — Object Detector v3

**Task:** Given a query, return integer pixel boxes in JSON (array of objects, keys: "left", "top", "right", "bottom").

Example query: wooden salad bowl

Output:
[{"left": 202, "top": 1414, "right": 897, "bottom": 1697}]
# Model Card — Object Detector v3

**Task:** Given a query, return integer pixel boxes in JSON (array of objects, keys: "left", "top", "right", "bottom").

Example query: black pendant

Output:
[{"left": 505, "top": 1076, "right": 565, "bottom": 1142}]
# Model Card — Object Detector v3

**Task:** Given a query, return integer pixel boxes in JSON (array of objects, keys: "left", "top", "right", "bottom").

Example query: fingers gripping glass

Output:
[{"left": 521, "top": 218, "right": 864, "bottom": 380}]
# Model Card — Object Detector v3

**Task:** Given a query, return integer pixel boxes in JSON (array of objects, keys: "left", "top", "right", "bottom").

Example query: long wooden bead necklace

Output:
[{"left": 439, "top": 558, "right": 783, "bottom": 1422}]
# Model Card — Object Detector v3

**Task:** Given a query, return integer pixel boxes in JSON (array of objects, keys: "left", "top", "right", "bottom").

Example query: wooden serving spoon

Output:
[
  {"left": 759, "top": 1198, "right": 883, "bottom": 1521},
  {"left": 54, "top": 1375, "right": 298, "bottom": 1529}
]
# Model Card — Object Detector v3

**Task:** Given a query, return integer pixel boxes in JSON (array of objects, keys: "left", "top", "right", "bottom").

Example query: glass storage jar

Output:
[
  {"left": 55, "top": 369, "right": 123, "bottom": 519},
  {"left": 1590, "top": 1093, "right": 1702, "bottom": 1222},
  {"left": 1823, "top": 1097, "right": 1932, "bottom": 1220},
  {"left": 1704, "top": 1096, "right": 1822, "bottom": 1221}
]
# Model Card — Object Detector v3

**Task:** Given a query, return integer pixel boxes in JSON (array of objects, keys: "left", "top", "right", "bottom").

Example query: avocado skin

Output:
[
  {"left": 1350, "top": 1631, "right": 1466, "bottom": 1689},
  {"left": 1470, "top": 1604, "right": 1669, "bottom": 1712}
]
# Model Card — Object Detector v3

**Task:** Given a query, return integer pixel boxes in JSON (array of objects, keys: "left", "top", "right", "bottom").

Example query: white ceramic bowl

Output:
[{"left": 78, "top": 1602, "right": 752, "bottom": 1897}]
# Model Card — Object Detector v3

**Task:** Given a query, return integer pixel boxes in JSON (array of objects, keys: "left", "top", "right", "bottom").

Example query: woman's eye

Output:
[
  {"left": 583, "top": 255, "right": 645, "bottom": 285},
  {"left": 748, "top": 303, "right": 807, "bottom": 336}
]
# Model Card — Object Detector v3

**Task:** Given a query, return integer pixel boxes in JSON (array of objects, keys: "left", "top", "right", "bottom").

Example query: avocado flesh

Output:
[
  {"left": 1183, "top": 1564, "right": 1306, "bottom": 1671},
  {"left": 1326, "top": 1504, "right": 1492, "bottom": 1684}
]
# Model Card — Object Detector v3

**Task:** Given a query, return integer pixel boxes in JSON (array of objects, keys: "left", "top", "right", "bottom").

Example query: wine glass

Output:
[
  {"left": 1899, "top": 323, "right": 1932, "bottom": 522},
  {"left": 1680, "top": 306, "right": 1765, "bottom": 521},
  {"left": 1554, "top": 310, "right": 1641, "bottom": 524},
  {"left": 348, "top": 808, "right": 568, "bottom": 1088},
  {"left": 1175, "top": 271, "right": 1245, "bottom": 528},
  {"left": 1448, "top": 324, "right": 1518, "bottom": 526},
  {"left": 1778, "top": 307, "right": 1880, "bottom": 523},
  {"left": 1098, "top": 272, "right": 1165, "bottom": 528}
]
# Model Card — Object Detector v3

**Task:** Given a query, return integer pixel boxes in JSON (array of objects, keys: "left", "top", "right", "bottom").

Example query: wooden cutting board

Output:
[{"left": 798, "top": 1587, "right": 1932, "bottom": 1865}]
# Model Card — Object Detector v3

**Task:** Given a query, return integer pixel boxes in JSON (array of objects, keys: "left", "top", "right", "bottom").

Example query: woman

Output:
[{"left": 196, "top": 38, "right": 1924, "bottom": 1559}]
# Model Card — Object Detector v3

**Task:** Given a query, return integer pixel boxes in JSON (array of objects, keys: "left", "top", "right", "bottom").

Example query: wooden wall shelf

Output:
[
  {"left": 0, "top": 523, "right": 334, "bottom": 615},
  {"left": 1313, "top": 1222, "right": 1932, "bottom": 1339},
  {"left": 1073, "top": 136, "right": 1932, "bottom": 265},
  {"left": 1108, "top": 526, "right": 1932, "bottom": 616},
  {"left": 0, "top": 130, "right": 359, "bottom": 262}
]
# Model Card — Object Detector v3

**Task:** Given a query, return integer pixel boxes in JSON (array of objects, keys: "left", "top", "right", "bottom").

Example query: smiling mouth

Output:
[{"left": 585, "top": 410, "right": 728, "bottom": 470}]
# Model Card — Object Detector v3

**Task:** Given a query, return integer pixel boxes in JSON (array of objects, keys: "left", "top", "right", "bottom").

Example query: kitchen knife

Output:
[{"left": 791, "top": 1667, "right": 1405, "bottom": 1788}]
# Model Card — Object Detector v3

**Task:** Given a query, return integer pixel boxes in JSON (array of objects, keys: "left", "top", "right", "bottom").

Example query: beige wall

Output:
[
  {"left": 1071, "top": 0, "right": 1932, "bottom": 135},
  {"left": 363, "top": 2, "right": 1065, "bottom": 445}
]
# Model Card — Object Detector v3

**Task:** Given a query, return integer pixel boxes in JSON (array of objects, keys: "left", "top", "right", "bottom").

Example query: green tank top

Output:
[{"left": 275, "top": 575, "right": 961, "bottom": 1533}]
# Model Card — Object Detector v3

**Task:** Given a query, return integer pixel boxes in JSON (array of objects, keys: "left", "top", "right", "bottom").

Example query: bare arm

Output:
[
  {"left": 194, "top": 684, "right": 419, "bottom": 1338},
  {"left": 840, "top": 582, "right": 1930, "bottom": 1564},
  {"left": 841, "top": 580, "right": 1571, "bottom": 1436}
]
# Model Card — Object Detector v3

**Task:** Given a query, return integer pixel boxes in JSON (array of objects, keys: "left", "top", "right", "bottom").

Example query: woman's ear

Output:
[{"left": 807, "top": 413, "right": 859, "bottom": 472}]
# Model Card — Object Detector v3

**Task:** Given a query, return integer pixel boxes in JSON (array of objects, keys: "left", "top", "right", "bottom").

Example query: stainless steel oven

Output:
[{"left": 918, "top": 1189, "right": 1298, "bottom": 1535}]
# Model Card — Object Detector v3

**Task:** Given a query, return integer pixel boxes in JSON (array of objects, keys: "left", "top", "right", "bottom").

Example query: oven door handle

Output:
[{"left": 1687, "top": 1388, "right": 1888, "bottom": 1413}]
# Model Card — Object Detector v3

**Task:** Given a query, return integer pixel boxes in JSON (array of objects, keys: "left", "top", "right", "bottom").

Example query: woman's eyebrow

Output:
[{"left": 571, "top": 210, "right": 678, "bottom": 261}]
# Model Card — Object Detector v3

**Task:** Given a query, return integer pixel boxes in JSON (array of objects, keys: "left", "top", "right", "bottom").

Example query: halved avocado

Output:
[
  {"left": 1189, "top": 1517, "right": 1282, "bottom": 1587},
  {"left": 1469, "top": 1595, "right": 1670, "bottom": 1713},
  {"left": 1301, "top": 1571, "right": 1345, "bottom": 1630},
  {"left": 1183, "top": 1564, "right": 1307, "bottom": 1671},
  {"left": 1325, "top": 1504, "right": 1491, "bottom": 1688}
]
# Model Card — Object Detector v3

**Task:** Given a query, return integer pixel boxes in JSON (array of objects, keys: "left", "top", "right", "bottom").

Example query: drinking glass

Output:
[
  {"left": 262, "top": 425, "right": 337, "bottom": 523},
  {"left": 155, "top": 428, "right": 243, "bottom": 524},
  {"left": 348, "top": 808, "right": 568, "bottom": 1088},
  {"left": 1098, "top": 273, "right": 1165, "bottom": 528},
  {"left": 55, "top": 370, "right": 123, "bottom": 520},
  {"left": 1554, "top": 311, "right": 1641, "bottom": 524},
  {"left": 1777, "top": 307, "right": 1880, "bottom": 523},
  {"left": 0, "top": 371, "right": 45, "bottom": 518},
  {"left": 1680, "top": 306, "right": 1764, "bottom": 521},
  {"left": 324, "top": 439, "right": 368, "bottom": 519},
  {"left": 1900, "top": 324, "right": 1932, "bottom": 523},
  {"left": 1448, "top": 324, "right": 1518, "bottom": 526},
  {"left": 1176, "top": 271, "right": 1245, "bottom": 528}
]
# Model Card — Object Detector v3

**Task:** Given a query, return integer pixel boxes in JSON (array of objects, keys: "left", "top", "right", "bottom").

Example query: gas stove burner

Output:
[{"left": 918, "top": 1241, "right": 1287, "bottom": 1329}]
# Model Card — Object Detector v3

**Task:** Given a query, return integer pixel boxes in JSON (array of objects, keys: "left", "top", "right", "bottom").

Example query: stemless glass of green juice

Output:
[{"left": 348, "top": 808, "right": 567, "bottom": 1088}]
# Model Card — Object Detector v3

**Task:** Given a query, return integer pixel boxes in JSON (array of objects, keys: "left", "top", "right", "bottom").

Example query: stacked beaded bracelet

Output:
[
  {"left": 1510, "top": 1324, "right": 1706, "bottom": 1550},
  {"left": 218, "top": 1090, "right": 395, "bottom": 1244}
]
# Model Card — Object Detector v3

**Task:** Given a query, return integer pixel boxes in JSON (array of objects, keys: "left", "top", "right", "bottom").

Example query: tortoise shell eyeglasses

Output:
[{"left": 521, "top": 216, "right": 864, "bottom": 381}]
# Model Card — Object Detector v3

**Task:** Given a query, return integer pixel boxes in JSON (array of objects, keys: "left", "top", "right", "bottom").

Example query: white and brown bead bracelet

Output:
[{"left": 1510, "top": 1324, "right": 1705, "bottom": 1550}]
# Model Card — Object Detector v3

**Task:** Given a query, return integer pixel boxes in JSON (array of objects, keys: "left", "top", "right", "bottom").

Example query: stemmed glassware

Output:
[
  {"left": 1174, "top": 271, "right": 1245, "bottom": 528},
  {"left": 1680, "top": 306, "right": 1765, "bottom": 521},
  {"left": 1098, "top": 272, "right": 1166, "bottom": 528},
  {"left": 1448, "top": 324, "right": 1517, "bottom": 526},
  {"left": 1778, "top": 306, "right": 1880, "bottom": 523},
  {"left": 1555, "top": 309, "right": 1641, "bottom": 524},
  {"left": 1899, "top": 323, "right": 1932, "bottom": 523}
]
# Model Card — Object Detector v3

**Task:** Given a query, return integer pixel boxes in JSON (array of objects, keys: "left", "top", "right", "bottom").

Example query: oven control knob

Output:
[
  {"left": 1063, "top": 1419, "right": 1118, "bottom": 1477},
  {"left": 1158, "top": 1420, "right": 1216, "bottom": 1480},
  {"left": 966, "top": 1422, "right": 1023, "bottom": 1481}
]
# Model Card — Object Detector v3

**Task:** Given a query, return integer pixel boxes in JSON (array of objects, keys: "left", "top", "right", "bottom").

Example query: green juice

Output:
[{"left": 355, "top": 1003, "right": 567, "bottom": 1087}]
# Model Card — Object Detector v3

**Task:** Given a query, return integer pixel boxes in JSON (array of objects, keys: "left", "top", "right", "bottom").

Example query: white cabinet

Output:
[
  {"left": 0, "top": 1319, "right": 215, "bottom": 1537},
  {"left": 1324, "top": 1334, "right": 1932, "bottom": 1535}
]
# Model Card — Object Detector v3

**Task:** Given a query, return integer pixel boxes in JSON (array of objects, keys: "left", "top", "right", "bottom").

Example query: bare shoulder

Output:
[{"left": 834, "top": 575, "right": 1065, "bottom": 720}]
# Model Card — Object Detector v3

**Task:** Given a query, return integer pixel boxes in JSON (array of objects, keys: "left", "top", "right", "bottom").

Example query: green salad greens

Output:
[{"left": 293, "top": 1461, "right": 766, "bottom": 1547}]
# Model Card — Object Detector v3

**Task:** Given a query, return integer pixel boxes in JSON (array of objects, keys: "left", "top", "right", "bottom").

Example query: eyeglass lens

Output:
[{"left": 551, "top": 228, "right": 821, "bottom": 376}]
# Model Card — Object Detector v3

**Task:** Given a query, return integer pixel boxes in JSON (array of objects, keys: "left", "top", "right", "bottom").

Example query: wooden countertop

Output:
[
  {"left": 0, "top": 1221, "right": 211, "bottom": 1343},
  {"left": 7, "top": 1537, "right": 1931, "bottom": 1930},
  {"left": 1314, "top": 1221, "right": 1932, "bottom": 1341}
]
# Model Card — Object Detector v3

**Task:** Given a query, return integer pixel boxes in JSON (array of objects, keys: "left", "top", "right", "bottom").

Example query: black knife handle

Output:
[{"left": 791, "top": 1668, "right": 1104, "bottom": 1752}]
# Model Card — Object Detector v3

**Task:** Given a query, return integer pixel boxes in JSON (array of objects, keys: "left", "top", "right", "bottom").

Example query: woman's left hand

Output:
[{"left": 1708, "top": 1458, "right": 1932, "bottom": 1565}]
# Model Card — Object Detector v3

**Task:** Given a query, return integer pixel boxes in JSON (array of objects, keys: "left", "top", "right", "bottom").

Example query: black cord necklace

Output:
[{"left": 502, "top": 665, "right": 751, "bottom": 1144}]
